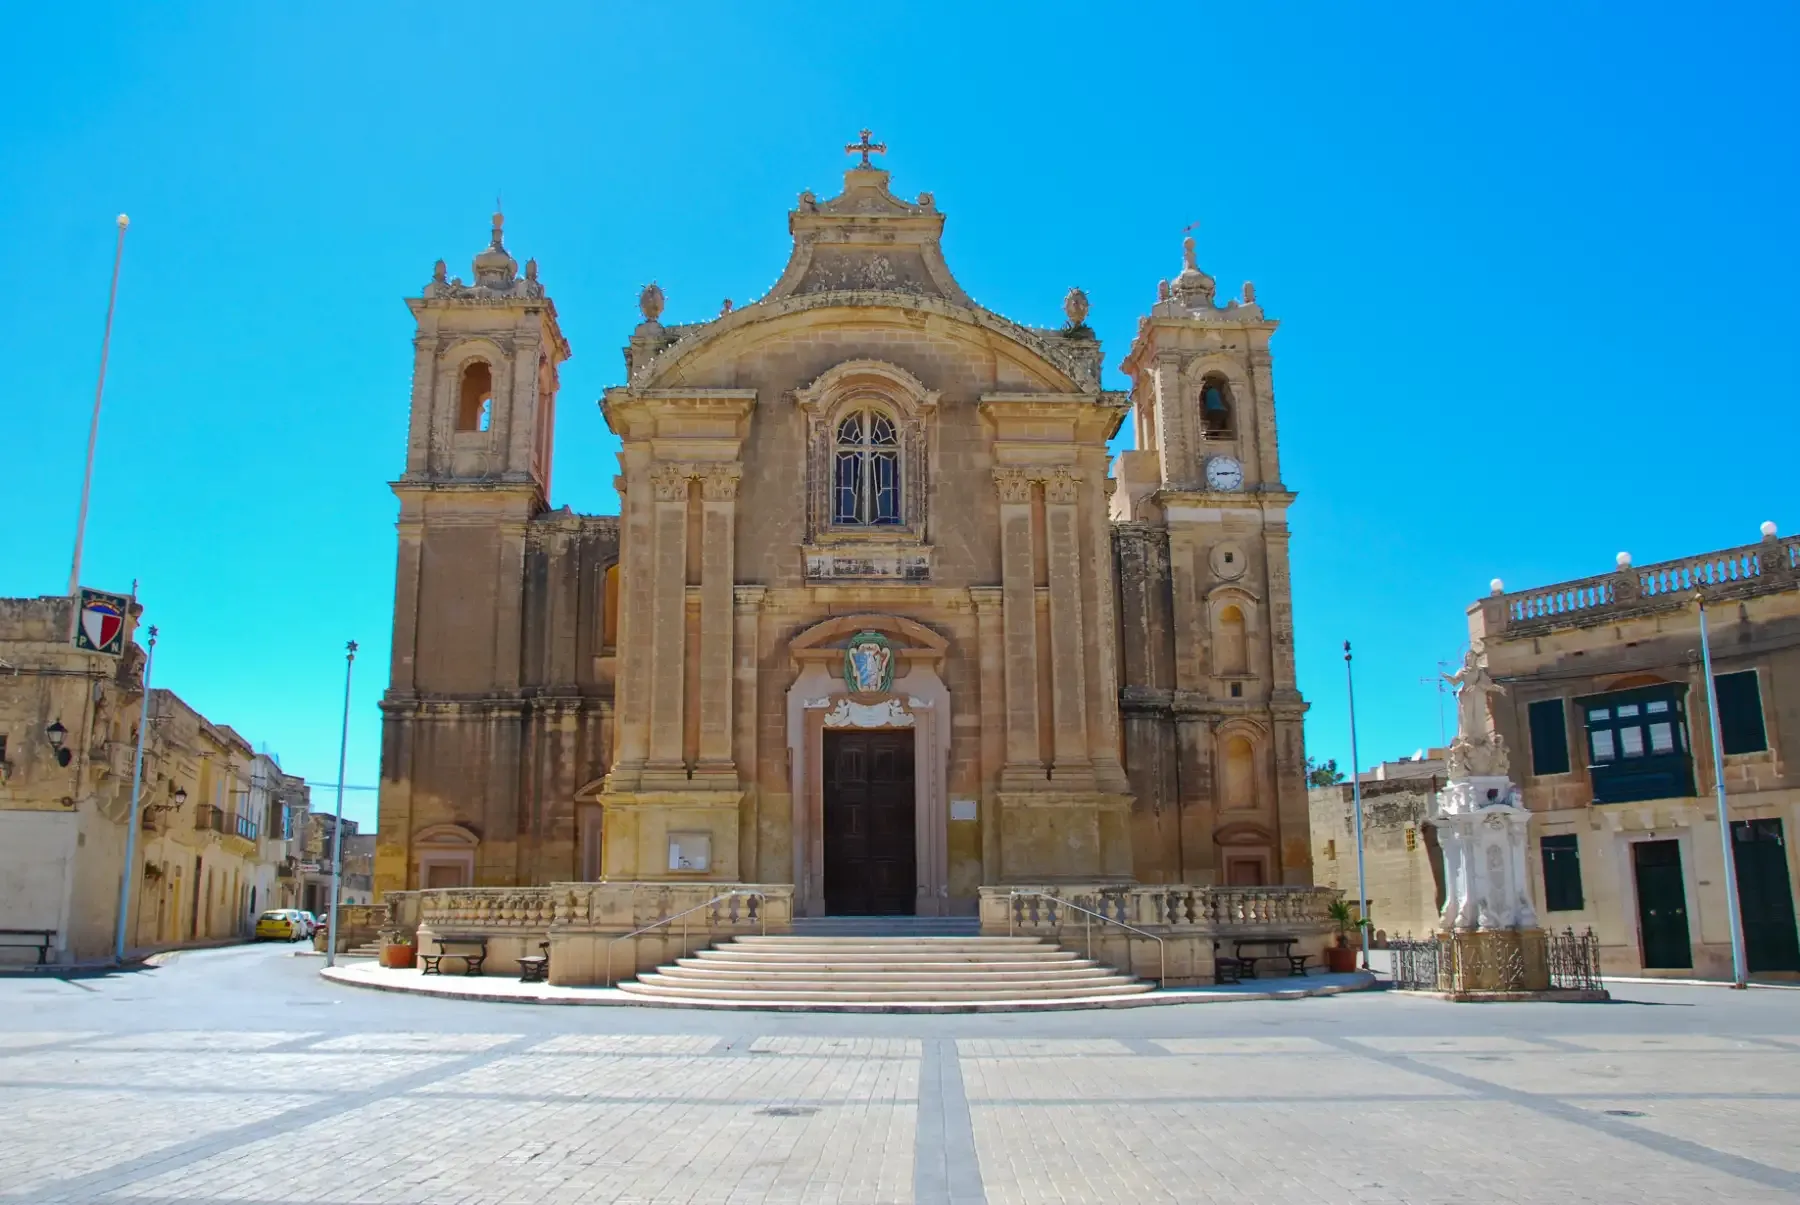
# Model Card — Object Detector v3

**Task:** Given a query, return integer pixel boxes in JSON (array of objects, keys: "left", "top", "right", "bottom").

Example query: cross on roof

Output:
[{"left": 845, "top": 128, "right": 886, "bottom": 168}]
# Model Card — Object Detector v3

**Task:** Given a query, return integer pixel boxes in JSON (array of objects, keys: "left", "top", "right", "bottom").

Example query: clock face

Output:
[{"left": 1206, "top": 455, "right": 1244, "bottom": 491}]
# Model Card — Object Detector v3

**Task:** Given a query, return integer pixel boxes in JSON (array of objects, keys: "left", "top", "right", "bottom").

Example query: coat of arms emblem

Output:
[
  {"left": 73, "top": 588, "right": 130, "bottom": 656},
  {"left": 843, "top": 631, "right": 895, "bottom": 695}
]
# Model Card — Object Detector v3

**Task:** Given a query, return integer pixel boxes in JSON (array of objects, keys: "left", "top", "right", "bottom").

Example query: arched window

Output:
[
  {"left": 1217, "top": 604, "right": 1248, "bottom": 675},
  {"left": 1222, "top": 735, "right": 1255, "bottom": 810},
  {"left": 1200, "top": 376, "right": 1234, "bottom": 438},
  {"left": 457, "top": 362, "right": 494, "bottom": 433},
  {"left": 832, "top": 409, "right": 902, "bottom": 525}
]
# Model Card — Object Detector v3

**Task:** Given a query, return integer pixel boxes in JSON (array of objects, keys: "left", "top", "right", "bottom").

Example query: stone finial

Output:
[
  {"left": 639, "top": 281, "right": 665, "bottom": 323},
  {"left": 1762, "top": 520, "right": 1779, "bottom": 540},
  {"left": 1243, "top": 281, "right": 1257, "bottom": 304},
  {"left": 917, "top": 190, "right": 934, "bottom": 209},
  {"left": 1157, "top": 279, "right": 1171, "bottom": 301},
  {"left": 798, "top": 189, "right": 817, "bottom": 209},
  {"left": 1616, "top": 551, "right": 1633, "bottom": 569},
  {"left": 489, "top": 209, "right": 505, "bottom": 248},
  {"left": 1490, "top": 578, "right": 1505, "bottom": 595},
  {"left": 1063, "top": 287, "right": 1090, "bottom": 327},
  {"left": 525, "top": 259, "right": 538, "bottom": 282},
  {"left": 432, "top": 259, "right": 447, "bottom": 284},
  {"left": 1182, "top": 236, "right": 1198, "bottom": 271},
  {"left": 720, "top": 298, "right": 733, "bottom": 316}
]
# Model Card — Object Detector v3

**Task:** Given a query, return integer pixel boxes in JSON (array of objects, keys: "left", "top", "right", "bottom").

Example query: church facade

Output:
[{"left": 375, "top": 143, "right": 1311, "bottom": 914}]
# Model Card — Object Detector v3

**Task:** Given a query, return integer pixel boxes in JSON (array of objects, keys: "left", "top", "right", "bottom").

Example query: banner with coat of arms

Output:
[{"left": 73, "top": 587, "right": 131, "bottom": 656}]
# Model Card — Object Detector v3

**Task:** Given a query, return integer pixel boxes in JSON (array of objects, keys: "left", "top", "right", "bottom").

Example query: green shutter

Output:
[
  {"left": 1528, "top": 698, "right": 1571, "bottom": 776},
  {"left": 1540, "top": 834, "right": 1583, "bottom": 911},
  {"left": 1715, "top": 671, "right": 1767, "bottom": 755}
]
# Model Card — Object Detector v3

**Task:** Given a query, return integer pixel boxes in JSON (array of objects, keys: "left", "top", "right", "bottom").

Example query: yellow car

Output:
[{"left": 254, "top": 910, "right": 306, "bottom": 941}]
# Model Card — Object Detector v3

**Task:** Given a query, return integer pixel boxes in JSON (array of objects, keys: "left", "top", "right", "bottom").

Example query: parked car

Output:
[
  {"left": 295, "top": 911, "right": 319, "bottom": 937},
  {"left": 254, "top": 910, "right": 307, "bottom": 942}
]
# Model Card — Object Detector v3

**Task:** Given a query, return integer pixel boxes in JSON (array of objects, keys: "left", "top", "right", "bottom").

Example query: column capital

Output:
[
  {"left": 649, "top": 462, "right": 692, "bottom": 501},
  {"left": 700, "top": 464, "right": 743, "bottom": 501},
  {"left": 992, "top": 467, "right": 1033, "bottom": 504},
  {"left": 1043, "top": 467, "right": 1081, "bottom": 505}
]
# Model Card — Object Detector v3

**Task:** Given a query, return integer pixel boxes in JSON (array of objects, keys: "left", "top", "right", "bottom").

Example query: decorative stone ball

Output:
[
  {"left": 917, "top": 191, "right": 934, "bottom": 208},
  {"left": 1762, "top": 520, "right": 1778, "bottom": 538},
  {"left": 1616, "top": 551, "right": 1633, "bottom": 568},
  {"left": 639, "top": 281, "right": 665, "bottom": 323},
  {"left": 1490, "top": 578, "right": 1505, "bottom": 595},
  {"left": 1063, "top": 287, "right": 1090, "bottom": 326}
]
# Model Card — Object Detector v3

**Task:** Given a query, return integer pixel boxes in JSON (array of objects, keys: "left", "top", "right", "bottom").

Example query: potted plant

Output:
[
  {"left": 1325, "top": 898, "right": 1365, "bottom": 973},
  {"left": 378, "top": 928, "right": 417, "bottom": 970}
]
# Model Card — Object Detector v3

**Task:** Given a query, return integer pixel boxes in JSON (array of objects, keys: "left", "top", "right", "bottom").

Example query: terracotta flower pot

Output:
[
  {"left": 1325, "top": 944, "right": 1358, "bottom": 974},
  {"left": 380, "top": 943, "right": 417, "bottom": 969}
]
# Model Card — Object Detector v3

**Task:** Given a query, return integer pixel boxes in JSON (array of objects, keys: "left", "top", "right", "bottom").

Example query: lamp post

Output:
[
  {"left": 1694, "top": 592, "right": 1749, "bottom": 989},
  {"left": 324, "top": 641, "right": 357, "bottom": 969},
  {"left": 114, "top": 624, "right": 157, "bottom": 964},
  {"left": 1344, "top": 641, "right": 1372, "bottom": 971}
]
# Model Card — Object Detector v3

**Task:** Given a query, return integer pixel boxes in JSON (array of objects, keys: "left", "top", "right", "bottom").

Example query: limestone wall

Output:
[{"left": 1307, "top": 779, "right": 1445, "bottom": 944}]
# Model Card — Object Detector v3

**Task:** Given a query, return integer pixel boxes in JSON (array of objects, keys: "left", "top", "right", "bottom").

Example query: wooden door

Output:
[
  {"left": 1633, "top": 840, "right": 1692, "bottom": 969},
  {"left": 823, "top": 730, "right": 916, "bottom": 915},
  {"left": 1732, "top": 819, "right": 1800, "bottom": 973}
]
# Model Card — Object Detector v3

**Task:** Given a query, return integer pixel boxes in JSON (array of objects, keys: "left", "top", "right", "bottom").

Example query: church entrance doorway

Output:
[{"left": 822, "top": 729, "right": 916, "bottom": 915}]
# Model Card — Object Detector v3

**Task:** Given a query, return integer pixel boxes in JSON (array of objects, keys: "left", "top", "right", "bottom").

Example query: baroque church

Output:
[{"left": 375, "top": 138, "right": 1311, "bottom": 915}]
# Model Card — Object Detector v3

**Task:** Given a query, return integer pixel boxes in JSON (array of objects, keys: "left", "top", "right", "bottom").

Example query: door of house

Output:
[
  {"left": 1731, "top": 818, "right": 1800, "bottom": 973},
  {"left": 1632, "top": 839, "right": 1692, "bottom": 969},
  {"left": 822, "top": 729, "right": 916, "bottom": 915}
]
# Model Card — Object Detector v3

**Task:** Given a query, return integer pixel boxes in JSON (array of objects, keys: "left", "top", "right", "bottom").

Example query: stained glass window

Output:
[{"left": 832, "top": 409, "right": 903, "bottom": 526}]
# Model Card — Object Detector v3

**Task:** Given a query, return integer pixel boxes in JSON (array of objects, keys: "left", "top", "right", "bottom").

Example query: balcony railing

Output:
[
  {"left": 229, "top": 811, "right": 259, "bottom": 842},
  {"left": 1493, "top": 535, "right": 1798, "bottom": 634},
  {"left": 194, "top": 804, "right": 225, "bottom": 833}
]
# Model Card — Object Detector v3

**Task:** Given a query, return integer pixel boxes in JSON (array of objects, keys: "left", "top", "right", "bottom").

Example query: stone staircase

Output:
[{"left": 615, "top": 930, "right": 1154, "bottom": 1008}]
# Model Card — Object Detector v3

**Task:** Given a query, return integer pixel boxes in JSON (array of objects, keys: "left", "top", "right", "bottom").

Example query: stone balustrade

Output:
[
  {"left": 390, "top": 882, "right": 793, "bottom": 986},
  {"left": 1493, "top": 535, "right": 1797, "bottom": 636},
  {"left": 980, "top": 884, "right": 1340, "bottom": 985}
]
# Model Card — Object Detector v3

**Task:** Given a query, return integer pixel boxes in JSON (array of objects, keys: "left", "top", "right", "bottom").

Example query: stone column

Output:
[
  {"left": 646, "top": 462, "right": 691, "bottom": 779},
  {"left": 607, "top": 452, "right": 654, "bottom": 790},
  {"left": 1085, "top": 469, "right": 1130, "bottom": 794},
  {"left": 694, "top": 465, "right": 741, "bottom": 784},
  {"left": 993, "top": 468, "right": 1043, "bottom": 784},
  {"left": 1043, "top": 469, "right": 1093, "bottom": 784},
  {"left": 734, "top": 586, "right": 765, "bottom": 878}
]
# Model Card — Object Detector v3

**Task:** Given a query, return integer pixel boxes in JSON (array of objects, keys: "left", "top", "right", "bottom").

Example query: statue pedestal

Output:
[
  {"left": 1442, "top": 927, "right": 1550, "bottom": 993},
  {"left": 1434, "top": 774, "right": 1538, "bottom": 931}
]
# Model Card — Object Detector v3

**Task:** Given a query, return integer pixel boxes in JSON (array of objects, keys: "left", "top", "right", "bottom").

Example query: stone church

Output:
[{"left": 375, "top": 139, "right": 1311, "bottom": 915}]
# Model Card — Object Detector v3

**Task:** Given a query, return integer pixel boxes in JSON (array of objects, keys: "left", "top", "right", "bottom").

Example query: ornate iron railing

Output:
[
  {"left": 1547, "top": 927, "right": 1604, "bottom": 991},
  {"left": 1388, "top": 935, "right": 1443, "bottom": 991}
]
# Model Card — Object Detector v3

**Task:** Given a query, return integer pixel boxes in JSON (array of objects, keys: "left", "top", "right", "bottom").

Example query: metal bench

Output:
[
  {"left": 0, "top": 929, "right": 57, "bottom": 966},
  {"left": 1232, "top": 936, "right": 1312, "bottom": 978},
  {"left": 419, "top": 935, "right": 488, "bottom": 977},
  {"left": 516, "top": 941, "right": 550, "bottom": 983}
]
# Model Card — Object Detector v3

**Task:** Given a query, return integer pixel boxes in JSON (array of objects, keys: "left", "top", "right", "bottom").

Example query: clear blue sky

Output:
[{"left": 4, "top": 3, "right": 1794, "bottom": 826}]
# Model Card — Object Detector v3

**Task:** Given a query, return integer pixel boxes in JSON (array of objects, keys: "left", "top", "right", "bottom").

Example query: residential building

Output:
[
  {"left": 1475, "top": 526, "right": 1800, "bottom": 978},
  {"left": 300, "top": 813, "right": 372, "bottom": 912},
  {"left": 377, "top": 141, "right": 1312, "bottom": 908},
  {"left": 1308, "top": 752, "right": 1447, "bottom": 943}
]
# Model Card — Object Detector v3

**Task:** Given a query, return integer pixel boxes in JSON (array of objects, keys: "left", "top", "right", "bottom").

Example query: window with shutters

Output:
[
  {"left": 1527, "top": 698, "right": 1571, "bottom": 776},
  {"left": 1714, "top": 670, "right": 1768, "bottom": 755},
  {"left": 1577, "top": 683, "right": 1696, "bottom": 804},
  {"left": 1540, "top": 834, "right": 1584, "bottom": 911}
]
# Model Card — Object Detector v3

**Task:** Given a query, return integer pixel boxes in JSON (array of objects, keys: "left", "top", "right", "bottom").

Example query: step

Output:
[
  {"left": 671, "top": 959, "right": 1114, "bottom": 980},
  {"left": 692, "top": 950, "right": 1084, "bottom": 965},
  {"left": 791, "top": 917, "right": 981, "bottom": 937},
  {"left": 658, "top": 966, "right": 1127, "bottom": 986},
  {"left": 619, "top": 977, "right": 1154, "bottom": 1003}
]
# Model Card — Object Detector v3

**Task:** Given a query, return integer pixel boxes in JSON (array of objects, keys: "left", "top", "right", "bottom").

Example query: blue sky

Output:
[{"left": 4, "top": 3, "right": 1794, "bottom": 826}]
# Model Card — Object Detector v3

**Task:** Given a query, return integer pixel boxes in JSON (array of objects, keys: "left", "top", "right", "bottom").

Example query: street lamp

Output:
[
  {"left": 1344, "top": 641, "right": 1372, "bottom": 972},
  {"left": 1694, "top": 590, "right": 1750, "bottom": 989},
  {"left": 324, "top": 640, "right": 357, "bottom": 969},
  {"left": 174, "top": 787, "right": 187, "bottom": 807},
  {"left": 45, "top": 719, "right": 71, "bottom": 767}
]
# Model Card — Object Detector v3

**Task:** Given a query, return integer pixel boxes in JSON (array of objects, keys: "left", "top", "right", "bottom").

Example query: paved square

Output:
[{"left": 3, "top": 945, "right": 1799, "bottom": 1203}]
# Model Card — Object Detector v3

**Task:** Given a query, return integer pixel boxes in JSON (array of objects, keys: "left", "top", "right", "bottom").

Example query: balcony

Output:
[
  {"left": 1488, "top": 534, "right": 1798, "bottom": 637},
  {"left": 276, "top": 856, "right": 298, "bottom": 879},
  {"left": 194, "top": 805, "right": 225, "bottom": 834}
]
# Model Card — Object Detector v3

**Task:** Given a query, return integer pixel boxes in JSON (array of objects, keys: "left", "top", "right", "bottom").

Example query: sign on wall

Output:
[{"left": 72, "top": 588, "right": 130, "bottom": 656}]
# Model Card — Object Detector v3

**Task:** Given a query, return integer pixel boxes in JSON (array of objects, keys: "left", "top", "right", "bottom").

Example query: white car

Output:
[{"left": 294, "top": 911, "right": 320, "bottom": 938}]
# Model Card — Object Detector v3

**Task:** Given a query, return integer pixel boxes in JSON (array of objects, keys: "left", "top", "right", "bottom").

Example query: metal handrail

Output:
[
  {"left": 604, "top": 890, "right": 770, "bottom": 987},
  {"left": 1007, "top": 890, "right": 1166, "bottom": 988}
]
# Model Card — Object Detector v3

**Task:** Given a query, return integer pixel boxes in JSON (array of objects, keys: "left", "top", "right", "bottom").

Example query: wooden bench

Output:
[
  {"left": 419, "top": 935, "right": 488, "bottom": 977},
  {"left": 517, "top": 941, "right": 550, "bottom": 983},
  {"left": 0, "top": 929, "right": 57, "bottom": 966},
  {"left": 1231, "top": 936, "right": 1312, "bottom": 979}
]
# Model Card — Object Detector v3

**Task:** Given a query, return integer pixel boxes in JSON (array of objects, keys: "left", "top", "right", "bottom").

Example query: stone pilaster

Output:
[
  {"left": 1249, "top": 350, "right": 1282, "bottom": 489},
  {"left": 645, "top": 462, "right": 691, "bottom": 784},
  {"left": 1151, "top": 353, "right": 1195, "bottom": 488},
  {"left": 694, "top": 465, "right": 741, "bottom": 783},
  {"left": 994, "top": 468, "right": 1044, "bottom": 786},
  {"left": 1043, "top": 469, "right": 1093, "bottom": 786}
]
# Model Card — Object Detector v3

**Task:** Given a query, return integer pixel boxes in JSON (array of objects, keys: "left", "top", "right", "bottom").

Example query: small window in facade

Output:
[
  {"left": 832, "top": 409, "right": 902, "bottom": 526},
  {"left": 1714, "top": 670, "right": 1768, "bottom": 755},
  {"left": 1199, "top": 377, "right": 1234, "bottom": 438},
  {"left": 1527, "top": 698, "right": 1570, "bottom": 776},
  {"left": 1540, "top": 834, "right": 1584, "bottom": 911},
  {"left": 457, "top": 362, "right": 494, "bottom": 433},
  {"left": 1216, "top": 604, "right": 1248, "bottom": 675}
]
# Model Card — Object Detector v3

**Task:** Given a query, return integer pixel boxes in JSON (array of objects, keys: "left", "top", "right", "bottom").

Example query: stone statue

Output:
[{"left": 1444, "top": 647, "right": 1505, "bottom": 746}]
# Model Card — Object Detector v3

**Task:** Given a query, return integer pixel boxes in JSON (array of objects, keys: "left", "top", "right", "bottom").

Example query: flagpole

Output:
[
  {"left": 1345, "top": 641, "right": 1372, "bottom": 971},
  {"left": 324, "top": 641, "right": 357, "bottom": 968},
  {"left": 69, "top": 214, "right": 131, "bottom": 599},
  {"left": 114, "top": 625, "right": 156, "bottom": 963}
]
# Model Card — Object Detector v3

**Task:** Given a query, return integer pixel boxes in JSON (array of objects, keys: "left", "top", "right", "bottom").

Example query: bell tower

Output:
[
  {"left": 386, "top": 214, "right": 572, "bottom": 699},
  {"left": 1114, "top": 233, "right": 1311, "bottom": 887}
]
